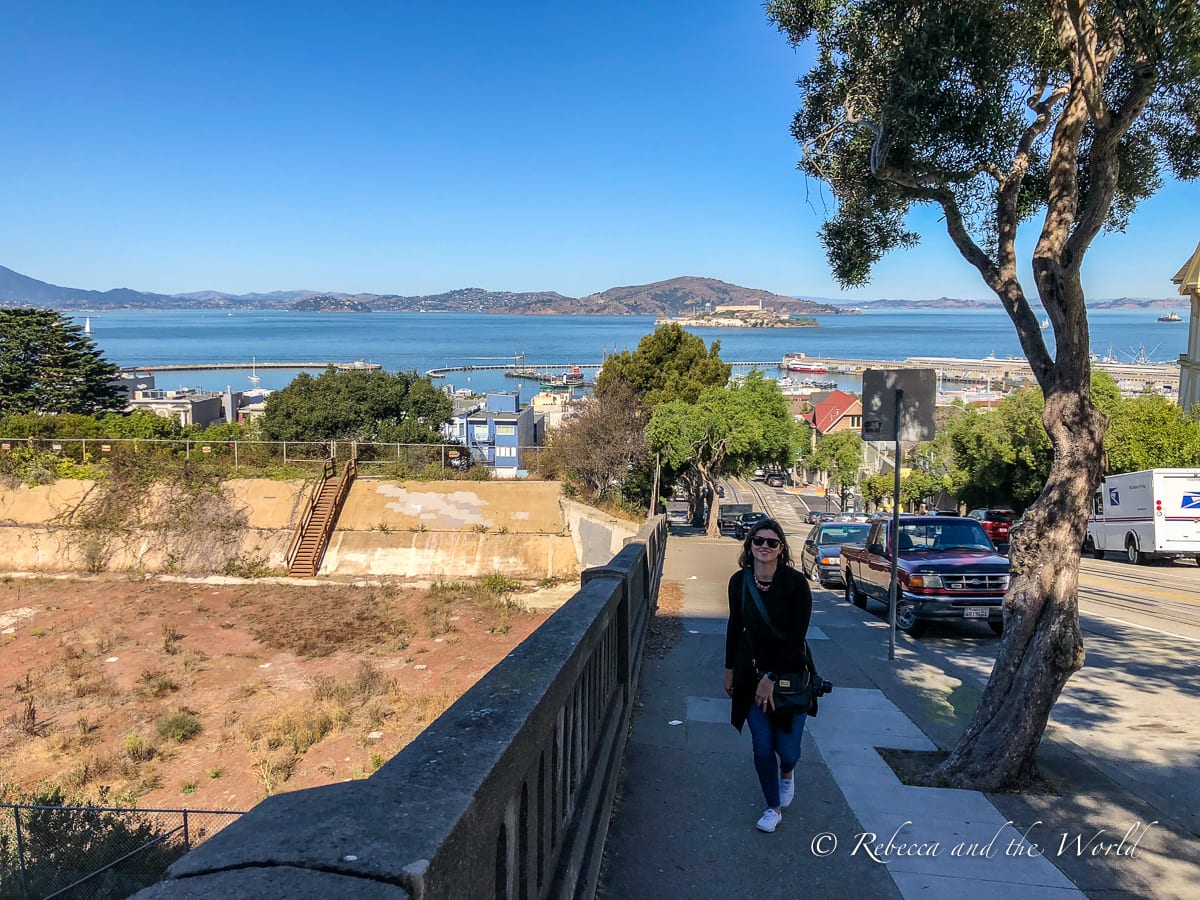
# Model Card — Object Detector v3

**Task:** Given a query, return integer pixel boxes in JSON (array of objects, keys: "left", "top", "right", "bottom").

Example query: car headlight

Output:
[
  {"left": 818, "top": 556, "right": 837, "bottom": 566},
  {"left": 909, "top": 573, "right": 943, "bottom": 589}
]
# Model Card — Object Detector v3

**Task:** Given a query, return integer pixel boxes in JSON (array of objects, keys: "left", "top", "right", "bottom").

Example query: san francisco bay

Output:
[{"left": 73, "top": 308, "right": 1190, "bottom": 401}]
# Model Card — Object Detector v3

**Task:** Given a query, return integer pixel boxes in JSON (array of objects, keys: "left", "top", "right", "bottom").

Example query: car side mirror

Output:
[{"left": 804, "top": 539, "right": 814, "bottom": 547}]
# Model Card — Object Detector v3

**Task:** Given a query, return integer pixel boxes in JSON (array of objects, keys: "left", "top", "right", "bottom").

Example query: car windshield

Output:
[
  {"left": 898, "top": 522, "right": 992, "bottom": 551},
  {"left": 987, "top": 511, "right": 1016, "bottom": 522},
  {"left": 816, "top": 524, "right": 871, "bottom": 545}
]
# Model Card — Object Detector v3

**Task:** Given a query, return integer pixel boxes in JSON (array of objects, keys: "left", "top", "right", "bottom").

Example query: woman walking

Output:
[{"left": 723, "top": 518, "right": 813, "bottom": 833}]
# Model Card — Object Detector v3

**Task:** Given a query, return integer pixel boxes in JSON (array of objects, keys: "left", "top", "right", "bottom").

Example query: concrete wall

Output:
[
  {"left": 560, "top": 498, "right": 640, "bottom": 569},
  {"left": 0, "top": 478, "right": 627, "bottom": 581}
]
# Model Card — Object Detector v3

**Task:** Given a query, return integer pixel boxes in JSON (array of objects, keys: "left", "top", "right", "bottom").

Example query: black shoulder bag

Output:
[{"left": 743, "top": 574, "right": 822, "bottom": 717}]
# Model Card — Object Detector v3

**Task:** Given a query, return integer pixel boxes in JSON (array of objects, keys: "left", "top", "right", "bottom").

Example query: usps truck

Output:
[{"left": 1085, "top": 468, "right": 1200, "bottom": 564}]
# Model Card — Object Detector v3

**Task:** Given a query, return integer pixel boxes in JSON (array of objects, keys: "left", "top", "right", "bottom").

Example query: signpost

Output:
[{"left": 861, "top": 369, "right": 936, "bottom": 660}]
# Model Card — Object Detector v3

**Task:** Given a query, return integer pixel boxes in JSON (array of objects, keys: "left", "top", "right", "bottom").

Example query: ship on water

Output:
[{"left": 1157, "top": 311, "right": 1182, "bottom": 322}]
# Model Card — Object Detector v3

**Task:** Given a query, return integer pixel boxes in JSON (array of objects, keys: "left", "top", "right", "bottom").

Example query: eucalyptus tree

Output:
[
  {"left": 767, "top": 1, "right": 1200, "bottom": 789},
  {"left": 0, "top": 308, "right": 122, "bottom": 416}
]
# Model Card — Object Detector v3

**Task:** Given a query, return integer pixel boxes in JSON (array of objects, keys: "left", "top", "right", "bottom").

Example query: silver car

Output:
[{"left": 800, "top": 522, "right": 873, "bottom": 587}]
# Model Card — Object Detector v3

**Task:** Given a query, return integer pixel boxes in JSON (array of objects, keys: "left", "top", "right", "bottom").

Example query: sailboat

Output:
[
  {"left": 248, "top": 357, "right": 261, "bottom": 385},
  {"left": 84, "top": 317, "right": 91, "bottom": 335}
]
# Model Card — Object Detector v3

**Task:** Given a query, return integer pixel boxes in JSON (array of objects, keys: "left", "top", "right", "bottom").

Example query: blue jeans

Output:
[{"left": 746, "top": 704, "right": 806, "bottom": 808}]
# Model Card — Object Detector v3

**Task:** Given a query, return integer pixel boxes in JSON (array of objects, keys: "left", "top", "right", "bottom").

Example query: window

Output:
[
  {"left": 495, "top": 424, "right": 516, "bottom": 436},
  {"left": 496, "top": 446, "right": 517, "bottom": 458}
]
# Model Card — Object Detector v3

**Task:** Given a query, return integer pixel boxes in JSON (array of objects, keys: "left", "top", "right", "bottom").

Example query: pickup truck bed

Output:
[{"left": 841, "top": 516, "right": 1010, "bottom": 637}]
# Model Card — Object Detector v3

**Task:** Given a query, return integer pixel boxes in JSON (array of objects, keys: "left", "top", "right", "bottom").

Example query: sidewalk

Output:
[{"left": 598, "top": 530, "right": 1199, "bottom": 900}]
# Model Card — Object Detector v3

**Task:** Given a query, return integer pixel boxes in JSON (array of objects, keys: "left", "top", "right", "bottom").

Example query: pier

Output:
[{"left": 122, "top": 361, "right": 381, "bottom": 374}]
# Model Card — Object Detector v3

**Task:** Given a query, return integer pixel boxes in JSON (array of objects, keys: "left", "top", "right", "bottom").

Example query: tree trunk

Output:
[{"left": 929, "top": 385, "right": 1105, "bottom": 790}]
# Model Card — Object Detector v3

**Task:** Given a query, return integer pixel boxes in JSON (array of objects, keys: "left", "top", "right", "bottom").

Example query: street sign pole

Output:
[{"left": 888, "top": 389, "right": 902, "bottom": 661}]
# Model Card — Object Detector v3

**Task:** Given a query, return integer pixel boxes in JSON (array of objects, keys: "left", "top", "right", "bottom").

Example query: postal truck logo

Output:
[
  {"left": 1108, "top": 487, "right": 1120, "bottom": 506},
  {"left": 1182, "top": 492, "right": 1200, "bottom": 510}
]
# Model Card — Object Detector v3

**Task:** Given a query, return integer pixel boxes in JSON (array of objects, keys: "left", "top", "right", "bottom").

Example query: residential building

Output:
[{"left": 462, "top": 392, "right": 544, "bottom": 475}]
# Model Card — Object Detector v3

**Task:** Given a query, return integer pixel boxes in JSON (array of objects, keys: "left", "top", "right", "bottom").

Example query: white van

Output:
[{"left": 1085, "top": 468, "right": 1200, "bottom": 564}]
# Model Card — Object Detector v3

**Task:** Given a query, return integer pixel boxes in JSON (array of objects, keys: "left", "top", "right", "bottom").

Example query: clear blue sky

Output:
[{"left": 1, "top": 1, "right": 1194, "bottom": 300}]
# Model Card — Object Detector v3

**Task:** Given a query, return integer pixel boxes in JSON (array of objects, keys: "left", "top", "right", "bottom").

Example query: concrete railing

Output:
[{"left": 136, "top": 516, "right": 669, "bottom": 900}]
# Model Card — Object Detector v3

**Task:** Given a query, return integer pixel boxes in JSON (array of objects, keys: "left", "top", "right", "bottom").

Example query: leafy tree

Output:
[
  {"left": 768, "top": 0, "right": 1200, "bottom": 789},
  {"left": 807, "top": 430, "right": 863, "bottom": 510},
  {"left": 900, "top": 469, "right": 945, "bottom": 511},
  {"left": 595, "top": 323, "right": 732, "bottom": 407},
  {"left": 944, "top": 387, "right": 1053, "bottom": 510},
  {"left": 1104, "top": 393, "right": 1200, "bottom": 472},
  {"left": 547, "top": 381, "right": 647, "bottom": 501},
  {"left": 648, "top": 372, "right": 801, "bottom": 536},
  {"left": 0, "top": 309, "right": 122, "bottom": 416},
  {"left": 861, "top": 473, "right": 894, "bottom": 510},
  {"left": 259, "top": 368, "right": 452, "bottom": 443}
]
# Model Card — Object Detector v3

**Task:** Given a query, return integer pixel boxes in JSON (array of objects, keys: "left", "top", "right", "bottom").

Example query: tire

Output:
[
  {"left": 988, "top": 620, "right": 1004, "bottom": 637},
  {"left": 1126, "top": 536, "right": 1143, "bottom": 565},
  {"left": 896, "top": 603, "right": 926, "bottom": 637},
  {"left": 1084, "top": 535, "right": 1104, "bottom": 559},
  {"left": 845, "top": 575, "right": 867, "bottom": 609},
  {"left": 810, "top": 563, "right": 823, "bottom": 585}
]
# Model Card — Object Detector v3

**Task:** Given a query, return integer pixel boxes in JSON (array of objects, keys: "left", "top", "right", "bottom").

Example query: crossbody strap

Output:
[{"left": 743, "top": 573, "right": 816, "bottom": 676}]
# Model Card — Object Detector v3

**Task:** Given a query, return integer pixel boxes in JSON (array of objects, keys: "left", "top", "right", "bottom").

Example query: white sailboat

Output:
[
  {"left": 84, "top": 317, "right": 91, "bottom": 335},
  {"left": 248, "top": 357, "right": 261, "bottom": 385}
]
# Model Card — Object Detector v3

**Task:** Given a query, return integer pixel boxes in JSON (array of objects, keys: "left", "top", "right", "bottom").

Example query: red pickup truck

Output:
[{"left": 840, "top": 516, "right": 1011, "bottom": 637}]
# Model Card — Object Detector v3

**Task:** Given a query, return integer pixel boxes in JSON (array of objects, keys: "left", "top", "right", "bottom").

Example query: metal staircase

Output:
[{"left": 287, "top": 457, "right": 356, "bottom": 577}]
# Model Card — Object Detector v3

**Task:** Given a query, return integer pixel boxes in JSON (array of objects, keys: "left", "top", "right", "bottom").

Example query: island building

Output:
[{"left": 1174, "top": 240, "right": 1200, "bottom": 413}]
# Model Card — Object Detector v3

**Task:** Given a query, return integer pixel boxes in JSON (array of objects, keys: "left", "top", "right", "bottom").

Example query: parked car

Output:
[
  {"left": 967, "top": 508, "right": 1016, "bottom": 548},
  {"left": 800, "top": 522, "right": 873, "bottom": 587},
  {"left": 734, "top": 511, "right": 770, "bottom": 539},
  {"left": 805, "top": 511, "right": 821, "bottom": 525},
  {"left": 841, "top": 516, "right": 1009, "bottom": 637},
  {"left": 765, "top": 474, "right": 786, "bottom": 488}
]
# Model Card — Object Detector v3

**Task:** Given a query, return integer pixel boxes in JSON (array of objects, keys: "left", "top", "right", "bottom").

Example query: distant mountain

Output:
[
  {"left": 515, "top": 276, "right": 842, "bottom": 316},
  {"left": 0, "top": 265, "right": 181, "bottom": 308},
  {"left": 855, "top": 296, "right": 998, "bottom": 310},
  {"left": 0, "top": 264, "right": 1182, "bottom": 315}
]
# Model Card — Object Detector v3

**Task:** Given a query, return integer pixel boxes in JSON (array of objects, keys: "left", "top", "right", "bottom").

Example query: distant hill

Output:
[
  {"left": 0, "top": 264, "right": 1182, "bottom": 314},
  {"left": 854, "top": 297, "right": 997, "bottom": 310},
  {"left": 516, "top": 276, "right": 842, "bottom": 316}
]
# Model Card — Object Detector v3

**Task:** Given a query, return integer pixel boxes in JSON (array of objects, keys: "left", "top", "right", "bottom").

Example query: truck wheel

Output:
[
  {"left": 896, "top": 603, "right": 925, "bottom": 637},
  {"left": 1125, "top": 536, "right": 1143, "bottom": 565},
  {"left": 1084, "top": 535, "right": 1105, "bottom": 560},
  {"left": 845, "top": 576, "right": 867, "bottom": 609}
]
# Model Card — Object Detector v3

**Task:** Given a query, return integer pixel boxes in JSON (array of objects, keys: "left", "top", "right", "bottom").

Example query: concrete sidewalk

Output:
[{"left": 598, "top": 531, "right": 1199, "bottom": 900}]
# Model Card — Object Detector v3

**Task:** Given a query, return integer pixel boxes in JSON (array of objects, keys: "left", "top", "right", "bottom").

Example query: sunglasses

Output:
[{"left": 751, "top": 536, "right": 781, "bottom": 549}]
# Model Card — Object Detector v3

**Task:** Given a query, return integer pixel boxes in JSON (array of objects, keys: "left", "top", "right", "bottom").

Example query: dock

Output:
[{"left": 122, "top": 361, "right": 382, "bottom": 374}]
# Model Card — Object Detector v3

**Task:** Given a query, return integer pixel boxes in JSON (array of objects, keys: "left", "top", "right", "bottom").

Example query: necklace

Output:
[{"left": 753, "top": 573, "right": 773, "bottom": 590}]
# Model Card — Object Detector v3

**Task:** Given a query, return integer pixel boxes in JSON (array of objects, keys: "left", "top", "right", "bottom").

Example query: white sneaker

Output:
[
  {"left": 779, "top": 775, "right": 795, "bottom": 809},
  {"left": 756, "top": 808, "right": 782, "bottom": 833}
]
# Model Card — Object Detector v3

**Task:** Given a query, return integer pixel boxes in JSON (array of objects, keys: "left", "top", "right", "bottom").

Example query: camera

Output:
[{"left": 814, "top": 678, "right": 833, "bottom": 696}]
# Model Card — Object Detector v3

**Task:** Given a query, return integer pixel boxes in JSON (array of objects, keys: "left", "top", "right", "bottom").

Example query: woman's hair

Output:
[{"left": 738, "top": 518, "right": 792, "bottom": 568}]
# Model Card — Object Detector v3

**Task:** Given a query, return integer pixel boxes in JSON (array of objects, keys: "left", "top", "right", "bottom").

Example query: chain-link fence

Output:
[
  {"left": 0, "top": 804, "right": 243, "bottom": 900},
  {"left": 0, "top": 437, "right": 552, "bottom": 478}
]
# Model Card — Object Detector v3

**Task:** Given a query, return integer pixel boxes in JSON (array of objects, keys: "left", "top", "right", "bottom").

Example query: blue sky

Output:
[{"left": 1, "top": 1, "right": 1195, "bottom": 300}]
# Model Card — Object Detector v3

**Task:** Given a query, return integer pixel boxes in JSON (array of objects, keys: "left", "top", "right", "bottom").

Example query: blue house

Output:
[{"left": 463, "top": 392, "right": 543, "bottom": 475}]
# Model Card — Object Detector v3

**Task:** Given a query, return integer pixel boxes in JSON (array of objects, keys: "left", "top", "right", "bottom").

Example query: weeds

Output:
[
  {"left": 181, "top": 781, "right": 196, "bottom": 795},
  {"left": 123, "top": 732, "right": 154, "bottom": 762},
  {"left": 161, "top": 623, "right": 183, "bottom": 655},
  {"left": 156, "top": 711, "right": 202, "bottom": 743},
  {"left": 138, "top": 669, "right": 179, "bottom": 698}
]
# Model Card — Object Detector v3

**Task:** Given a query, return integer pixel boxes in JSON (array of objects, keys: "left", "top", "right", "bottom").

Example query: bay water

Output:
[{"left": 73, "top": 309, "right": 1189, "bottom": 401}]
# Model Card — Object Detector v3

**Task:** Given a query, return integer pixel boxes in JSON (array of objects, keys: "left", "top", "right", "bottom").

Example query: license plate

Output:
[{"left": 963, "top": 607, "right": 990, "bottom": 619}]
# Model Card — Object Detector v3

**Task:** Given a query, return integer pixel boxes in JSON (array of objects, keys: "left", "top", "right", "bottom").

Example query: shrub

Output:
[{"left": 156, "top": 711, "right": 201, "bottom": 743}]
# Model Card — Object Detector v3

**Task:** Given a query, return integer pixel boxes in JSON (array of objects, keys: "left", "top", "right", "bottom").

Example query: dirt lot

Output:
[{"left": 0, "top": 575, "right": 553, "bottom": 812}]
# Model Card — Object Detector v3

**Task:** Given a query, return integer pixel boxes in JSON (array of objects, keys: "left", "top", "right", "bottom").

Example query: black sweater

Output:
[{"left": 725, "top": 565, "right": 813, "bottom": 731}]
